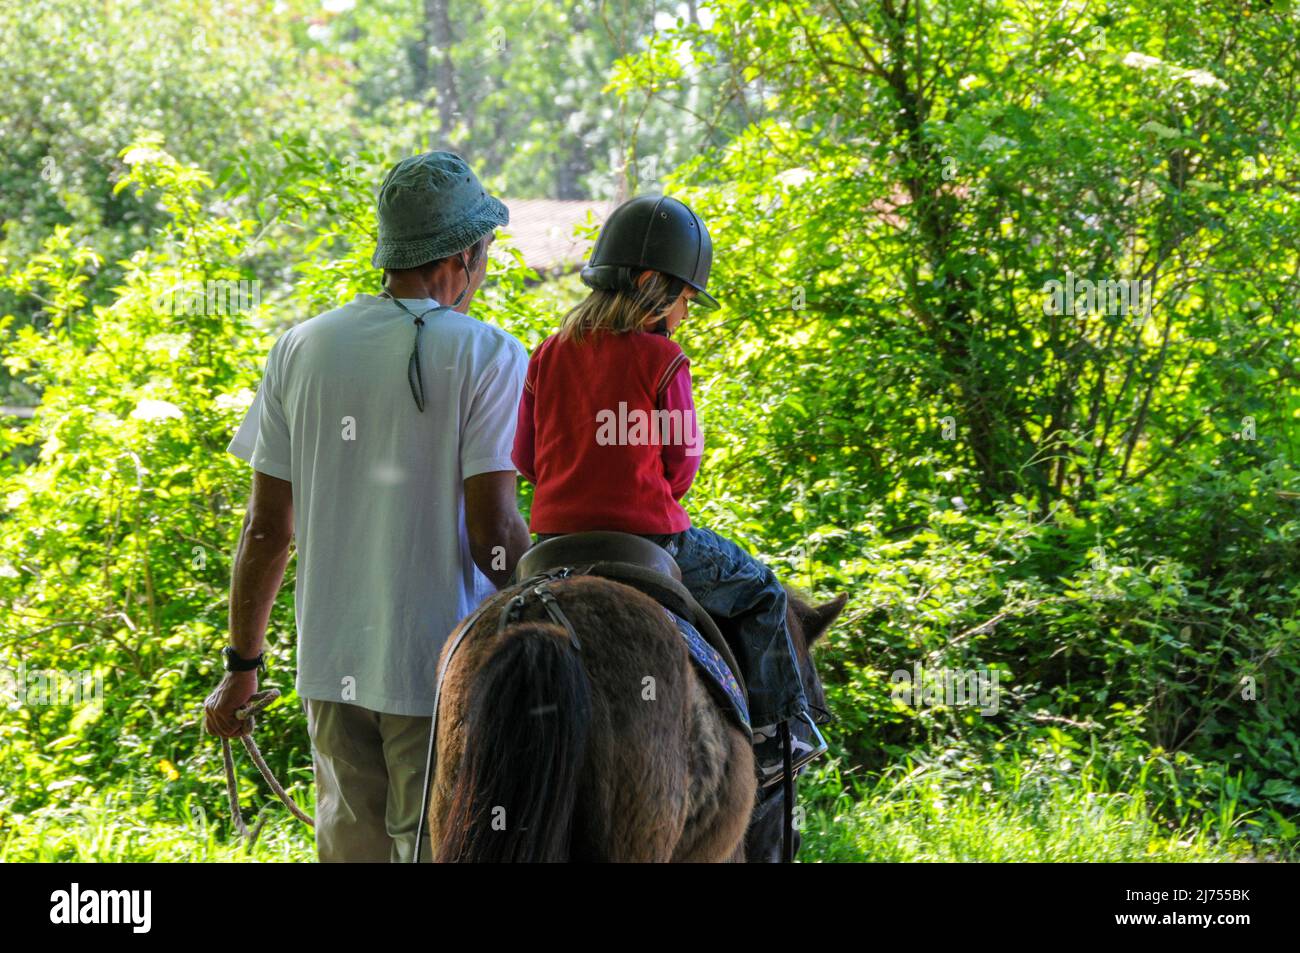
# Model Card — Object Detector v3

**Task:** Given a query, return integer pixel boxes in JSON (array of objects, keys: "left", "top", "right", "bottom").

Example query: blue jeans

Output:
[{"left": 651, "top": 527, "right": 809, "bottom": 727}]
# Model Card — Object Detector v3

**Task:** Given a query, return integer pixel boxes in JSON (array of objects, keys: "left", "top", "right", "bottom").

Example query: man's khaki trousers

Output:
[{"left": 303, "top": 698, "right": 433, "bottom": 862}]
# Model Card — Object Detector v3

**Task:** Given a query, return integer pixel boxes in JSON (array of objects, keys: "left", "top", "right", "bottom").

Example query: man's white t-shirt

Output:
[{"left": 228, "top": 294, "right": 527, "bottom": 716}]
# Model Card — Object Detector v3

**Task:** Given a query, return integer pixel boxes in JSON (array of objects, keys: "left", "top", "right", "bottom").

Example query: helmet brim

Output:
[{"left": 688, "top": 284, "right": 720, "bottom": 311}]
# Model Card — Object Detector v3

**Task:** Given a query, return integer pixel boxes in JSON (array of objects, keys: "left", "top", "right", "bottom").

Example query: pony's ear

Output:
[{"left": 803, "top": 593, "right": 848, "bottom": 646}]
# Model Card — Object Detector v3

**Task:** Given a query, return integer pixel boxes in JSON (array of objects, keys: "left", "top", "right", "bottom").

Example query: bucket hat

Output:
[{"left": 371, "top": 151, "right": 509, "bottom": 269}]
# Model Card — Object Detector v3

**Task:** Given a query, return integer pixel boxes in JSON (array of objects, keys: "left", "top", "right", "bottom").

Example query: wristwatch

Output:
[{"left": 222, "top": 646, "right": 265, "bottom": 673}]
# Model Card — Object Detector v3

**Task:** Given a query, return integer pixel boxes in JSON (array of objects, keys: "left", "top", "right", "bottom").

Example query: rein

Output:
[{"left": 218, "top": 688, "right": 315, "bottom": 846}]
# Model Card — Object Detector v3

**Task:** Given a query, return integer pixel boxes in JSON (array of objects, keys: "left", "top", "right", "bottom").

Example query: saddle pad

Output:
[{"left": 664, "top": 608, "right": 750, "bottom": 733}]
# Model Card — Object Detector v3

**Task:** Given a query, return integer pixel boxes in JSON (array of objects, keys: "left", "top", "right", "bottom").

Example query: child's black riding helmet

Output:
[{"left": 580, "top": 195, "right": 720, "bottom": 310}]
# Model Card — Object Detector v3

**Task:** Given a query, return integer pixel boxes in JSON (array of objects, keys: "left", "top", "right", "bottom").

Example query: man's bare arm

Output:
[
  {"left": 464, "top": 470, "right": 530, "bottom": 589},
  {"left": 229, "top": 470, "right": 295, "bottom": 656},
  {"left": 205, "top": 470, "right": 294, "bottom": 738}
]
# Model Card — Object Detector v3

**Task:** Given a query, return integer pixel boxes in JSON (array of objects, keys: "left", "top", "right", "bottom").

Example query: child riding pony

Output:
[{"left": 512, "top": 194, "right": 826, "bottom": 787}]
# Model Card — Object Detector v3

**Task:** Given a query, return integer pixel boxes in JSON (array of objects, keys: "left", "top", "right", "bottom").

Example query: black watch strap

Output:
[{"left": 223, "top": 646, "right": 265, "bottom": 673}]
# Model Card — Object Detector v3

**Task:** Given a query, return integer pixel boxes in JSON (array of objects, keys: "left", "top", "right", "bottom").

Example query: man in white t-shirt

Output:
[{"left": 203, "top": 152, "right": 531, "bottom": 862}]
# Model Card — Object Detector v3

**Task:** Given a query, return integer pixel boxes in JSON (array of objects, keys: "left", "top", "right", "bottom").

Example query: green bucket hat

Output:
[{"left": 371, "top": 151, "right": 509, "bottom": 270}]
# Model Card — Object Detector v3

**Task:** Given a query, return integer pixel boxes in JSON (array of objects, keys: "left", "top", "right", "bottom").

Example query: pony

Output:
[{"left": 428, "top": 573, "right": 845, "bottom": 862}]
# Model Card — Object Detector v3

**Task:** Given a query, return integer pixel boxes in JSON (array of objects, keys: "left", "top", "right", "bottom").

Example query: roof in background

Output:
[{"left": 501, "top": 199, "right": 613, "bottom": 274}]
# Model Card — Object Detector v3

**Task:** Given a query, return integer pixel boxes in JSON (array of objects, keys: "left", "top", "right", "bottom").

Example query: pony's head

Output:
[
  {"left": 744, "top": 588, "right": 847, "bottom": 863},
  {"left": 786, "top": 590, "right": 846, "bottom": 725}
]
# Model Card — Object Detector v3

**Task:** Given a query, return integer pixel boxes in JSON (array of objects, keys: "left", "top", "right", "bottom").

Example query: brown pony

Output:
[{"left": 428, "top": 574, "right": 845, "bottom": 862}]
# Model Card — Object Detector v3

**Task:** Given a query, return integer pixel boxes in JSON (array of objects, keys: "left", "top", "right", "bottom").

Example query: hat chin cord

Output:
[{"left": 450, "top": 253, "right": 473, "bottom": 309}]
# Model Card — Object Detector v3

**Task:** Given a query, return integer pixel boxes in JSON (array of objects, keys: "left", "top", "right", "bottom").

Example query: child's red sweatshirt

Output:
[{"left": 512, "top": 330, "right": 703, "bottom": 534}]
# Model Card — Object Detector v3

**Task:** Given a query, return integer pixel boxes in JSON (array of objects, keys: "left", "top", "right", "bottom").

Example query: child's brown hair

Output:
[{"left": 557, "top": 270, "right": 683, "bottom": 343}]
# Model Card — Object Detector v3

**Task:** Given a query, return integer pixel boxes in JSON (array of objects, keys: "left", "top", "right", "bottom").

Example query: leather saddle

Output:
[
  {"left": 516, "top": 531, "right": 681, "bottom": 583},
  {"left": 513, "top": 531, "right": 749, "bottom": 732}
]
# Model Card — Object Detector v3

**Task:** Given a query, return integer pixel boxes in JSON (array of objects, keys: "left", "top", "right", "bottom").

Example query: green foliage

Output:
[
  {"left": 629, "top": 0, "right": 1300, "bottom": 853},
  {"left": 1, "top": 0, "right": 1297, "bottom": 861}
]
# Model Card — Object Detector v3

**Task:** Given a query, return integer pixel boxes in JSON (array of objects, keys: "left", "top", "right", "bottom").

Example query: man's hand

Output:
[{"left": 203, "top": 670, "right": 259, "bottom": 738}]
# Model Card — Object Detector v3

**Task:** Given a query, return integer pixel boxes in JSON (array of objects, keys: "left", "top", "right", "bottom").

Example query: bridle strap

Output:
[{"left": 411, "top": 599, "right": 490, "bottom": 862}]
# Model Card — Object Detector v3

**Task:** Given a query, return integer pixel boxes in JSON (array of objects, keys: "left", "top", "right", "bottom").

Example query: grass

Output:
[
  {"left": 0, "top": 791, "right": 315, "bottom": 862},
  {"left": 798, "top": 756, "right": 1277, "bottom": 862},
  {"left": 0, "top": 755, "right": 1285, "bottom": 862}
]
